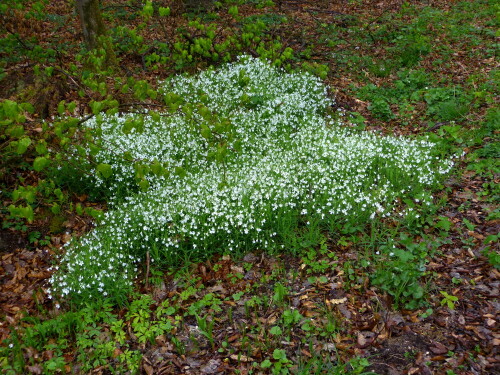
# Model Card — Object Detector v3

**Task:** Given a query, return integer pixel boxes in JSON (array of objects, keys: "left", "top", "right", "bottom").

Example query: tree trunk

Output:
[
  {"left": 76, "top": 0, "right": 106, "bottom": 50},
  {"left": 182, "top": 0, "right": 213, "bottom": 13}
]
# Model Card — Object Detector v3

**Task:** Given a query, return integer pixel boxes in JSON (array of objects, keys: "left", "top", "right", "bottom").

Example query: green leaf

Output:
[
  {"left": 159, "top": 6, "right": 170, "bottom": 16},
  {"left": 98, "top": 82, "right": 107, "bottom": 96},
  {"left": 318, "top": 275, "right": 329, "bottom": 283},
  {"left": 67, "top": 101, "right": 76, "bottom": 113},
  {"left": 273, "top": 349, "right": 286, "bottom": 360},
  {"left": 53, "top": 188, "right": 63, "bottom": 201},
  {"left": 440, "top": 291, "right": 458, "bottom": 310},
  {"left": 260, "top": 359, "right": 272, "bottom": 369},
  {"left": 106, "top": 107, "right": 118, "bottom": 116},
  {"left": 446, "top": 293, "right": 456, "bottom": 302},
  {"left": 9, "top": 204, "right": 34, "bottom": 223},
  {"left": 11, "top": 189, "right": 20, "bottom": 201},
  {"left": 58, "top": 100, "right": 66, "bottom": 115},
  {"left": 151, "top": 111, "right": 161, "bottom": 122},
  {"left": 138, "top": 179, "right": 150, "bottom": 191},
  {"left": 33, "top": 156, "right": 49, "bottom": 171},
  {"left": 436, "top": 216, "right": 451, "bottom": 231},
  {"left": 122, "top": 117, "right": 134, "bottom": 134},
  {"left": 75, "top": 203, "right": 83, "bottom": 215},
  {"left": 228, "top": 5, "right": 238, "bottom": 17},
  {"left": 233, "top": 140, "right": 242, "bottom": 152},
  {"left": 200, "top": 124, "right": 211, "bottom": 140},
  {"left": 134, "top": 163, "right": 145, "bottom": 179},
  {"left": 147, "top": 89, "right": 157, "bottom": 99},
  {"left": 96, "top": 163, "right": 113, "bottom": 178},
  {"left": 412, "top": 286, "right": 424, "bottom": 299},
  {"left": 19, "top": 102, "right": 33, "bottom": 114},
  {"left": 199, "top": 106, "right": 211, "bottom": 120},
  {"left": 269, "top": 326, "right": 282, "bottom": 335},
  {"left": 35, "top": 142, "right": 48, "bottom": 155},
  {"left": 90, "top": 101, "right": 103, "bottom": 115},
  {"left": 164, "top": 306, "right": 175, "bottom": 315},
  {"left": 150, "top": 161, "right": 162, "bottom": 175},
  {"left": 51, "top": 203, "right": 61, "bottom": 215},
  {"left": 175, "top": 166, "right": 186, "bottom": 178},
  {"left": 7, "top": 125, "right": 25, "bottom": 137},
  {"left": 17, "top": 137, "right": 32, "bottom": 154},
  {"left": 394, "top": 248, "right": 414, "bottom": 262},
  {"left": 216, "top": 145, "right": 227, "bottom": 162},
  {"left": 142, "top": 0, "right": 153, "bottom": 19},
  {"left": 88, "top": 143, "right": 100, "bottom": 156},
  {"left": 484, "top": 234, "right": 499, "bottom": 244},
  {"left": 463, "top": 218, "right": 475, "bottom": 231},
  {"left": 2, "top": 100, "right": 19, "bottom": 119}
]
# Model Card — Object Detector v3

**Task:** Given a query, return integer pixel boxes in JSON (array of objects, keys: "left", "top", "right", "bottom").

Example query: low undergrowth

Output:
[{"left": 48, "top": 57, "right": 453, "bottom": 305}]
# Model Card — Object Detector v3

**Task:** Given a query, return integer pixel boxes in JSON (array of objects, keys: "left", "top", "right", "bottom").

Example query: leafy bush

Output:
[{"left": 49, "top": 56, "right": 453, "bottom": 304}]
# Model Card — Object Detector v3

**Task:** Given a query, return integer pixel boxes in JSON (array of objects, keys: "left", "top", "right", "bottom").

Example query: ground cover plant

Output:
[
  {"left": 1, "top": 0, "right": 499, "bottom": 374},
  {"left": 48, "top": 56, "right": 452, "bottom": 304}
]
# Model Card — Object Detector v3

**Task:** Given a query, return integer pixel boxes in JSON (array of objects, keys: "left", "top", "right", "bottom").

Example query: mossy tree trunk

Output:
[
  {"left": 76, "top": 0, "right": 106, "bottom": 50},
  {"left": 182, "top": 0, "right": 213, "bottom": 13},
  {"left": 76, "top": 0, "right": 117, "bottom": 67}
]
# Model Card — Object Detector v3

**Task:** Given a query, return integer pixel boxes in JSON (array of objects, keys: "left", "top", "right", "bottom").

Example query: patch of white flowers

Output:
[{"left": 49, "top": 56, "right": 453, "bottom": 302}]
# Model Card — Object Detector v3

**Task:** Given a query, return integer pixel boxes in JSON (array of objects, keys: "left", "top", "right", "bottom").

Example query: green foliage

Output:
[
  {"left": 187, "top": 293, "right": 223, "bottom": 315},
  {"left": 356, "top": 71, "right": 475, "bottom": 125},
  {"left": 243, "top": 13, "right": 287, "bottom": 28},
  {"left": 435, "top": 216, "right": 452, "bottom": 232},
  {"left": 195, "top": 313, "right": 216, "bottom": 347},
  {"left": 300, "top": 61, "right": 329, "bottom": 79},
  {"left": 282, "top": 309, "right": 303, "bottom": 326},
  {"left": 103, "top": 0, "right": 293, "bottom": 72},
  {"left": 393, "top": 31, "right": 431, "bottom": 67},
  {"left": 482, "top": 248, "right": 500, "bottom": 270},
  {"left": 261, "top": 348, "right": 292, "bottom": 374},
  {"left": 371, "top": 235, "right": 430, "bottom": 309},
  {"left": 482, "top": 234, "right": 500, "bottom": 269},
  {"left": 168, "top": 17, "right": 293, "bottom": 70},
  {"left": 0, "top": 100, "right": 73, "bottom": 224},
  {"left": 125, "top": 294, "right": 177, "bottom": 344},
  {"left": 368, "top": 96, "right": 394, "bottom": 120},
  {"left": 269, "top": 325, "right": 283, "bottom": 336},
  {"left": 0, "top": 100, "right": 34, "bottom": 157},
  {"left": 0, "top": 301, "right": 142, "bottom": 374},
  {"left": 272, "top": 283, "right": 289, "bottom": 305},
  {"left": 294, "top": 353, "right": 370, "bottom": 374},
  {"left": 440, "top": 291, "right": 459, "bottom": 310},
  {"left": 423, "top": 87, "right": 471, "bottom": 121},
  {"left": 48, "top": 57, "right": 451, "bottom": 304},
  {"left": 297, "top": 236, "right": 335, "bottom": 276}
]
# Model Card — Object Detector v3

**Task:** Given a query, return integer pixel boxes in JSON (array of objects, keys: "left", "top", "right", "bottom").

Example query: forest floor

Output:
[{"left": 0, "top": 0, "right": 498, "bottom": 374}]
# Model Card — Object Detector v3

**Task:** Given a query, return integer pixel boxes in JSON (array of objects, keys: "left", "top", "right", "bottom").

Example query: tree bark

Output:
[
  {"left": 76, "top": 0, "right": 106, "bottom": 50},
  {"left": 182, "top": 0, "right": 213, "bottom": 13}
]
